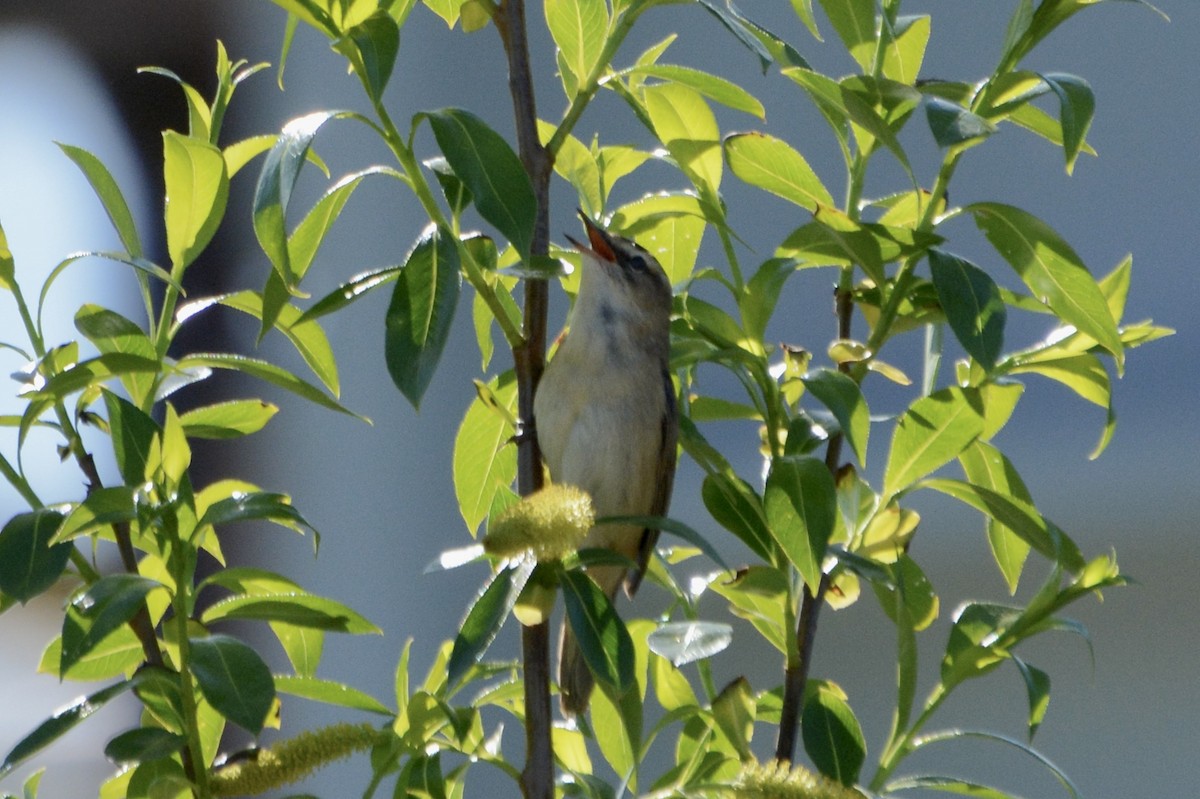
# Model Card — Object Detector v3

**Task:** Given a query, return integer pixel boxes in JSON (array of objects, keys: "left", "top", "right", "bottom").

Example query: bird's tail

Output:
[{"left": 558, "top": 621, "right": 595, "bottom": 716}]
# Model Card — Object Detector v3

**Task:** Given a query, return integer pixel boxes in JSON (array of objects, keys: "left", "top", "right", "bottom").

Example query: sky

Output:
[{"left": 0, "top": 1, "right": 1196, "bottom": 797}]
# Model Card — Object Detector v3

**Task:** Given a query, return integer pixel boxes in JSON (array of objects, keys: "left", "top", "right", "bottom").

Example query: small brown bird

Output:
[{"left": 533, "top": 212, "right": 677, "bottom": 714}]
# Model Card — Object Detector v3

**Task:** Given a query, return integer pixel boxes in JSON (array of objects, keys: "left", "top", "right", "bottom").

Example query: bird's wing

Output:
[{"left": 625, "top": 368, "right": 678, "bottom": 596}]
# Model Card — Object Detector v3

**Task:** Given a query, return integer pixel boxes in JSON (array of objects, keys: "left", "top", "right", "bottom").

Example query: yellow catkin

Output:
[
  {"left": 483, "top": 484, "right": 595, "bottom": 562},
  {"left": 733, "top": 759, "right": 867, "bottom": 799},
  {"left": 210, "top": 722, "right": 382, "bottom": 797}
]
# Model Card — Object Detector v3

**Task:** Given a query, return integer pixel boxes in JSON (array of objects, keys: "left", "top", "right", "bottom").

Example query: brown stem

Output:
[
  {"left": 496, "top": 1, "right": 555, "bottom": 795},
  {"left": 77, "top": 451, "right": 165, "bottom": 670},
  {"left": 774, "top": 282, "right": 855, "bottom": 763}
]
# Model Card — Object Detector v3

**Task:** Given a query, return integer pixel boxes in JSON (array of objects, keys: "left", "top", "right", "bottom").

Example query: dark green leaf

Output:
[
  {"left": 61, "top": 575, "right": 162, "bottom": 676},
  {"left": 385, "top": 226, "right": 461, "bottom": 409},
  {"left": 447, "top": 560, "right": 534, "bottom": 688},
  {"left": 561, "top": 570, "right": 635, "bottom": 693},
  {"left": 597, "top": 514, "right": 729, "bottom": 571},
  {"left": 104, "top": 727, "right": 186, "bottom": 765},
  {"left": 802, "top": 680, "right": 865, "bottom": 785},
  {"left": 969, "top": 202, "right": 1122, "bottom": 368},
  {"left": 195, "top": 491, "right": 311, "bottom": 536},
  {"left": 333, "top": 10, "right": 400, "bottom": 104},
  {"left": 189, "top": 635, "right": 275, "bottom": 734},
  {"left": 53, "top": 486, "right": 137, "bottom": 543},
  {"left": 200, "top": 593, "right": 380, "bottom": 634},
  {"left": 701, "top": 473, "right": 774, "bottom": 563},
  {"left": 57, "top": 143, "right": 143, "bottom": 258},
  {"left": 0, "top": 679, "right": 135, "bottom": 777},
  {"left": 802, "top": 369, "right": 870, "bottom": 465},
  {"left": 1040, "top": 72, "right": 1094, "bottom": 173},
  {"left": 426, "top": 108, "right": 535, "bottom": 262},
  {"left": 921, "top": 478, "right": 1083, "bottom": 571},
  {"left": 765, "top": 456, "right": 836, "bottom": 592},
  {"left": 253, "top": 110, "right": 342, "bottom": 291},
  {"left": 298, "top": 265, "right": 403, "bottom": 323},
  {"left": 102, "top": 390, "right": 160, "bottom": 485},
  {"left": 883, "top": 386, "right": 984, "bottom": 498},
  {"left": 646, "top": 621, "right": 732, "bottom": 666},
  {"left": 0, "top": 510, "right": 70, "bottom": 604},
  {"left": 925, "top": 96, "right": 996, "bottom": 148},
  {"left": 929, "top": 249, "right": 1006, "bottom": 371},
  {"left": 1012, "top": 656, "right": 1051, "bottom": 741}
]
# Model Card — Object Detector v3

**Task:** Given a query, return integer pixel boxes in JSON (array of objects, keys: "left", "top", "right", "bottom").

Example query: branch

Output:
[{"left": 495, "top": 1, "right": 555, "bottom": 796}]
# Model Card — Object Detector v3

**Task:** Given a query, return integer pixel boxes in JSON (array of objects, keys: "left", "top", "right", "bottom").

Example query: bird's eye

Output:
[{"left": 626, "top": 254, "right": 648, "bottom": 272}]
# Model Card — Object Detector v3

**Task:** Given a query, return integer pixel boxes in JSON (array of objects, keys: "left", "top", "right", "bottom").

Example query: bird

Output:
[{"left": 533, "top": 211, "right": 678, "bottom": 715}]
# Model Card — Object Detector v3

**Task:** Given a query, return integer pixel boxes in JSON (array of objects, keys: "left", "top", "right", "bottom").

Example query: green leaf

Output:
[
  {"left": 802, "top": 680, "right": 865, "bottom": 785},
  {"left": 560, "top": 570, "right": 635, "bottom": 694},
  {"left": 764, "top": 456, "right": 837, "bottom": 593},
  {"left": 958, "top": 441, "right": 1033, "bottom": 592},
  {"left": 802, "top": 369, "right": 870, "bottom": 466},
  {"left": 711, "top": 676, "right": 755, "bottom": 762},
  {"left": 881, "top": 14, "right": 930, "bottom": 84},
  {"left": 178, "top": 400, "right": 278, "bottom": 440},
  {"left": 1012, "top": 656, "right": 1050, "bottom": 741},
  {"left": 76, "top": 306, "right": 157, "bottom": 405},
  {"left": 189, "top": 635, "right": 275, "bottom": 734},
  {"left": 162, "top": 131, "right": 228, "bottom": 271},
  {"left": 298, "top": 265, "right": 403, "bottom": 323},
  {"left": 969, "top": 202, "right": 1122, "bottom": 368},
  {"left": 57, "top": 143, "right": 143, "bottom": 258},
  {"left": 453, "top": 375, "right": 517, "bottom": 534},
  {"left": 61, "top": 575, "right": 162, "bottom": 676},
  {"left": 253, "top": 110, "right": 342, "bottom": 291},
  {"left": 1040, "top": 72, "right": 1094, "bottom": 173},
  {"left": 103, "top": 727, "right": 186, "bottom": 765},
  {"left": 333, "top": 10, "right": 400, "bottom": 104},
  {"left": 29, "top": 353, "right": 162, "bottom": 403},
  {"left": 940, "top": 602, "right": 1015, "bottom": 689},
  {"left": 872, "top": 553, "right": 938, "bottom": 631},
  {"left": 0, "top": 221, "right": 14, "bottom": 290},
  {"left": 925, "top": 96, "right": 996, "bottom": 148},
  {"left": 883, "top": 386, "right": 984, "bottom": 498},
  {"left": 698, "top": 0, "right": 808, "bottom": 72},
  {"left": 195, "top": 491, "right": 312, "bottom": 536},
  {"left": 426, "top": 108, "right": 535, "bottom": 262},
  {"left": 884, "top": 774, "right": 1022, "bottom": 798},
  {"left": 817, "top": 0, "right": 876, "bottom": 70},
  {"left": 782, "top": 68, "right": 852, "bottom": 166},
  {"left": 385, "top": 226, "right": 462, "bottom": 409},
  {"left": 646, "top": 621, "right": 732, "bottom": 667},
  {"left": 597, "top": 514, "right": 729, "bottom": 572},
  {"left": 39, "top": 626, "right": 144, "bottom": 683},
  {"left": 447, "top": 560, "right": 534, "bottom": 688},
  {"left": 53, "top": 486, "right": 138, "bottom": 543},
  {"left": 920, "top": 478, "right": 1083, "bottom": 571},
  {"left": 0, "top": 510, "right": 71, "bottom": 604},
  {"left": 175, "top": 352, "right": 362, "bottom": 418},
  {"left": 929, "top": 249, "right": 1006, "bottom": 371},
  {"left": 287, "top": 168, "right": 385, "bottom": 284},
  {"left": 625, "top": 65, "right": 765, "bottom": 118},
  {"left": 201, "top": 593, "right": 380, "bottom": 633},
  {"left": 274, "top": 675, "right": 391, "bottom": 715},
  {"left": 701, "top": 473, "right": 774, "bottom": 562},
  {"left": 546, "top": 0, "right": 608, "bottom": 88},
  {"left": 610, "top": 192, "right": 706, "bottom": 286},
  {"left": 724, "top": 132, "right": 833, "bottom": 212},
  {"left": 0, "top": 679, "right": 135, "bottom": 777},
  {"left": 644, "top": 83, "right": 722, "bottom": 203}
]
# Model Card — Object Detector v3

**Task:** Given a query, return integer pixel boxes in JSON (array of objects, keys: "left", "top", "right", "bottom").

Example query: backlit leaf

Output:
[{"left": 163, "top": 132, "right": 228, "bottom": 271}]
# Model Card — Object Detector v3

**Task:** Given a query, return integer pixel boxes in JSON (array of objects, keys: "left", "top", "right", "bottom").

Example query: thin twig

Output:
[
  {"left": 495, "top": 0, "right": 555, "bottom": 795},
  {"left": 775, "top": 282, "right": 855, "bottom": 763}
]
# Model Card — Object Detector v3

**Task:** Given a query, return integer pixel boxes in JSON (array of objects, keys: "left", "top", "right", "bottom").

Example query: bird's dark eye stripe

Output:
[{"left": 627, "top": 255, "right": 648, "bottom": 271}]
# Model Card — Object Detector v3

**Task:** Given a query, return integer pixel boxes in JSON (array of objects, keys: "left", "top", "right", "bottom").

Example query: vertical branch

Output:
[
  {"left": 775, "top": 277, "right": 855, "bottom": 763},
  {"left": 495, "top": 2, "right": 555, "bottom": 796}
]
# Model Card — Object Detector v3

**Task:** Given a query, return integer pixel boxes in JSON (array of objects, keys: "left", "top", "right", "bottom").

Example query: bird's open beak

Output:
[{"left": 567, "top": 211, "right": 617, "bottom": 262}]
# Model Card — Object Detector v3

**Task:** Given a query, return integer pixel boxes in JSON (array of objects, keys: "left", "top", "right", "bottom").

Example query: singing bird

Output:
[{"left": 534, "top": 212, "right": 677, "bottom": 714}]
